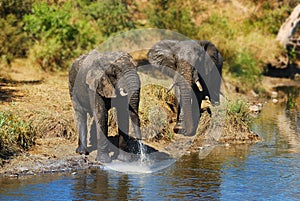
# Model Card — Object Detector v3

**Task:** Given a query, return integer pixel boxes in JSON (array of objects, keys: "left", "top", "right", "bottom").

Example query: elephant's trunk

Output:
[
  {"left": 124, "top": 70, "right": 142, "bottom": 140},
  {"left": 178, "top": 75, "right": 195, "bottom": 136}
]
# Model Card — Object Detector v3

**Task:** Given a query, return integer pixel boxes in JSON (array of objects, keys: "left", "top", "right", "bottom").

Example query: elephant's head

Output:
[
  {"left": 85, "top": 50, "right": 142, "bottom": 140},
  {"left": 172, "top": 40, "right": 205, "bottom": 135},
  {"left": 148, "top": 40, "right": 206, "bottom": 136}
]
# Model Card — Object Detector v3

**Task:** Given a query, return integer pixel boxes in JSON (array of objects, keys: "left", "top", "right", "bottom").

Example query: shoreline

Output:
[{"left": 1, "top": 63, "right": 296, "bottom": 177}]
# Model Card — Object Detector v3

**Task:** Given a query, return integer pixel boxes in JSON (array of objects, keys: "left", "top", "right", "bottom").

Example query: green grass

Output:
[
  {"left": 226, "top": 98, "right": 252, "bottom": 132},
  {"left": 0, "top": 111, "right": 36, "bottom": 160}
]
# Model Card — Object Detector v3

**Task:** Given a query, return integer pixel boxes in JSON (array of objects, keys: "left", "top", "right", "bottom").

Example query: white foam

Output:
[{"left": 101, "top": 159, "right": 175, "bottom": 174}]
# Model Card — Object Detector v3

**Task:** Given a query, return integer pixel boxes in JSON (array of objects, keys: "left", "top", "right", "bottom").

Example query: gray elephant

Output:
[
  {"left": 69, "top": 50, "right": 142, "bottom": 163},
  {"left": 148, "top": 40, "right": 223, "bottom": 136}
]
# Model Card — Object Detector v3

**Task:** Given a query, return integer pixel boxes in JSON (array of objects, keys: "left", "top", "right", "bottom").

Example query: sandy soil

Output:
[{"left": 0, "top": 60, "right": 262, "bottom": 177}]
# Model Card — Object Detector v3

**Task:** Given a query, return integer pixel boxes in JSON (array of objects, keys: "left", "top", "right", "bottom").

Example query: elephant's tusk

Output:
[
  {"left": 120, "top": 88, "right": 128, "bottom": 96},
  {"left": 167, "top": 83, "right": 175, "bottom": 93},
  {"left": 196, "top": 80, "right": 203, "bottom": 92}
]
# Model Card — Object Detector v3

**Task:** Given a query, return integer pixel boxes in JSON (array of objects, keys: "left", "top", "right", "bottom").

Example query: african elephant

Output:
[
  {"left": 69, "top": 50, "right": 142, "bottom": 163},
  {"left": 148, "top": 40, "right": 223, "bottom": 136}
]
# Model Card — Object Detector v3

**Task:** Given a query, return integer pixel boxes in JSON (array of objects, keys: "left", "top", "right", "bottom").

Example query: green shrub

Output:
[
  {"left": 146, "top": 0, "right": 196, "bottom": 38},
  {"left": 0, "top": 0, "right": 33, "bottom": 66},
  {"left": 0, "top": 0, "right": 33, "bottom": 20},
  {"left": 228, "top": 50, "right": 262, "bottom": 89},
  {"left": 23, "top": 1, "right": 96, "bottom": 71},
  {"left": 85, "top": 0, "right": 136, "bottom": 38},
  {"left": 226, "top": 99, "right": 251, "bottom": 130},
  {"left": 246, "top": 3, "right": 291, "bottom": 35},
  {"left": 0, "top": 112, "right": 36, "bottom": 159}
]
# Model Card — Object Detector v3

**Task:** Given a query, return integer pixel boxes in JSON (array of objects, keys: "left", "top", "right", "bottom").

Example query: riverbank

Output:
[{"left": 1, "top": 60, "right": 263, "bottom": 176}]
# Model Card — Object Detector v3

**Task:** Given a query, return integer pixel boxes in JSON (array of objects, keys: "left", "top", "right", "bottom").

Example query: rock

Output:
[
  {"left": 271, "top": 91, "right": 278, "bottom": 98},
  {"left": 249, "top": 104, "right": 262, "bottom": 113},
  {"left": 272, "top": 99, "right": 279, "bottom": 103}
]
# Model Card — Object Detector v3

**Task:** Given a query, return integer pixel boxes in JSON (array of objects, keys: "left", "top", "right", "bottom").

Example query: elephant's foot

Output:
[
  {"left": 117, "top": 150, "right": 132, "bottom": 162},
  {"left": 76, "top": 146, "right": 89, "bottom": 155},
  {"left": 96, "top": 152, "right": 112, "bottom": 163}
]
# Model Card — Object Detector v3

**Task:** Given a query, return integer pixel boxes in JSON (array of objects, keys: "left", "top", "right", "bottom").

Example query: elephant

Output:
[
  {"left": 69, "top": 50, "right": 142, "bottom": 163},
  {"left": 147, "top": 39, "right": 223, "bottom": 136}
]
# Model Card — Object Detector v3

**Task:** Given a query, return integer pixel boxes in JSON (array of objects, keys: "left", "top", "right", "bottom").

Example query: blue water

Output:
[{"left": 0, "top": 104, "right": 299, "bottom": 200}]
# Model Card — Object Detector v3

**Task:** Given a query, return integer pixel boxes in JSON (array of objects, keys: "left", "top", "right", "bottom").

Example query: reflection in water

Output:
[
  {"left": 1, "top": 90, "right": 300, "bottom": 200},
  {"left": 73, "top": 169, "right": 131, "bottom": 200}
]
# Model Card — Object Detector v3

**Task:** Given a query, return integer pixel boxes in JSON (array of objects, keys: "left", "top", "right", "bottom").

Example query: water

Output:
[
  {"left": 138, "top": 140, "right": 147, "bottom": 162},
  {"left": 1, "top": 103, "right": 300, "bottom": 200}
]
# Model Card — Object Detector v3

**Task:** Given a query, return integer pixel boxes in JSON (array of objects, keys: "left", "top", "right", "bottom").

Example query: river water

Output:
[{"left": 1, "top": 97, "right": 299, "bottom": 200}]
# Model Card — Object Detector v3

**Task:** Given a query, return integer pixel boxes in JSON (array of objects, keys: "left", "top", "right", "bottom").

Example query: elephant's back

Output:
[{"left": 69, "top": 54, "right": 88, "bottom": 97}]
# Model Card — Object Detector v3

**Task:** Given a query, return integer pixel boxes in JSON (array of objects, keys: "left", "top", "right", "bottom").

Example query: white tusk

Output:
[
  {"left": 167, "top": 83, "right": 175, "bottom": 93},
  {"left": 196, "top": 80, "right": 203, "bottom": 92},
  {"left": 120, "top": 88, "right": 128, "bottom": 96}
]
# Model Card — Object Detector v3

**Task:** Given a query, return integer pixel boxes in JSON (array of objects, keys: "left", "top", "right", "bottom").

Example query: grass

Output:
[
  {"left": 221, "top": 98, "right": 256, "bottom": 143},
  {"left": 0, "top": 111, "right": 36, "bottom": 160}
]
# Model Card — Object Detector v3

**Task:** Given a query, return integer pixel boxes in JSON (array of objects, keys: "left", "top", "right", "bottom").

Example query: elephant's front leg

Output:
[
  {"left": 114, "top": 96, "right": 132, "bottom": 162},
  {"left": 74, "top": 107, "right": 89, "bottom": 155},
  {"left": 90, "top": 92, "right": 112, "bottom": 163},
  {"left": 173, "top": 85, "right": 186, "bottom": 134},
  {"left": 173, "top": 85, "right": 202, "bottom": 135}
]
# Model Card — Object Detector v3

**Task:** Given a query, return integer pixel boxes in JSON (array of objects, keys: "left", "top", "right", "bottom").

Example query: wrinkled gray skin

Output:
[
  {"left": 148, "top": 40, "right": 223, "bottom": 136},
  {"left": 69, "top": 50, "right": 142, "bottom": 163}
]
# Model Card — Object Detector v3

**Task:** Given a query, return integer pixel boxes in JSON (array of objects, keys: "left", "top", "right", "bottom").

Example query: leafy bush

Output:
[
  {"left": 0, "top": 112, "right": 36, "bottom": 159},
  {"left": 24, "top": 1, "right": 96, "bottom": 71},
  {"left": 245, "top": 2, "right": 291, "bottom": 35},
  {"left": 85, "top": 0, "right": 136, "bottom": 38},
  {"left": 0, "top": 0, "right": 33, "bottom": 66},
  {"left": 229, "top": 51, "right": 262, "bottom": 90},
  {"left": 146, "top": 0, "right": 196, "bottom": 37},
  {"left": 226, "top": 99, "right": 252, "bottom": 131},
  {"left": 0, "top": 0, "right": 33, "bottom": 20}
]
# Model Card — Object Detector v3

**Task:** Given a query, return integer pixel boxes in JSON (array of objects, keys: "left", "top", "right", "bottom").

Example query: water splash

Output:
[{"left": 138, "top": 140, "right": 148, "bottom": 163}]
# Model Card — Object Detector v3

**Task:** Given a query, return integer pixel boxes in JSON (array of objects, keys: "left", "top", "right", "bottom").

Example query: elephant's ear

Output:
[{"left": 86, "top": 69, "right": 116, "bottom": 98}]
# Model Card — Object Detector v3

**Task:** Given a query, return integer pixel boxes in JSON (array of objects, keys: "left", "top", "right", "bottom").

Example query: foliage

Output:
[
  {"left": 229, "top": 51, "right": 262, "bottom": 90},
  {"left": 0, "top": 0, "right": 33, "bottom": 66},
  {"left": 84, "top": 0, "right": 136, "bottom": 38},
  {"left": 0, "top": 112, "right": 36, "bottom": 159},
  {"left": 0, "top": 0, "right": 33, "bottom": 19},
  {"left": 23, "top": 1, "right": 96, "bottom": 71},
  {"left": 21, "top": 0, "right": 138, "bottom": 71},
  {"left": 226, "top": 99, "right": 252, "bottom": 130},
  {"left": 146, "top": 0, "right": 196, "bottom": 37},
  {"left": 246, "top": 3, "right": 291, "bottom": 35},
  {"left": 0, "top": 0, "right": 298, "bottom": 77}
]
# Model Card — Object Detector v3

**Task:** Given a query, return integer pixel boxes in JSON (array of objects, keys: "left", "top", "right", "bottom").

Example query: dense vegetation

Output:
[{"left": 1, "top": 0, "right": 297, "bottom": 86}]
